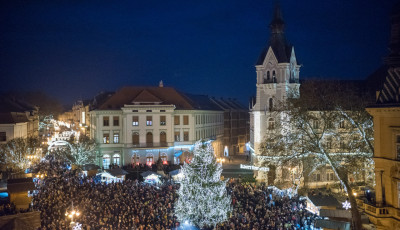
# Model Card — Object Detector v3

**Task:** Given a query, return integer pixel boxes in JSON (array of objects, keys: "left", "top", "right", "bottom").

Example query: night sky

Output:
[{"left": 0, "top": 0, "right": 397, "bottom": 105}]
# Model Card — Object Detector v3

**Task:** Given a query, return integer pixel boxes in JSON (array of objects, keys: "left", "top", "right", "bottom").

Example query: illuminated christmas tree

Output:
[{"left": 175, "top": 141, "right": 231, "bottom": 228}]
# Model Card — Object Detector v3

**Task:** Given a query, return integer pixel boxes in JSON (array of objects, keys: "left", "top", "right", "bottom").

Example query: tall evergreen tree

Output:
[{"left": 175, "top": 141, "right": 231, "bottom": 229}]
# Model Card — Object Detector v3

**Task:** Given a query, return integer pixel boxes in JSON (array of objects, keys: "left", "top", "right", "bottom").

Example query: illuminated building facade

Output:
[
  {"left": 90, "top": 84, "right": 224, "bottom": 169},
  {"left": 364, "top": 4, "right": 400, "bottom": 229},
  {"left": 249, "top": 3, "right": 300, "bottom": 181}
]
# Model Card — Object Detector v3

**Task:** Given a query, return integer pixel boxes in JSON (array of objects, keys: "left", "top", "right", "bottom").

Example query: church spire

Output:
[{"left": 269, "top": 1, "right": 285, "bottom": 34}]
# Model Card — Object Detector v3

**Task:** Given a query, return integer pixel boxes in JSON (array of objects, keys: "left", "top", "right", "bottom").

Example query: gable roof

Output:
[{"left": 131, "top": 90, "right": 163, "bottom": 103}]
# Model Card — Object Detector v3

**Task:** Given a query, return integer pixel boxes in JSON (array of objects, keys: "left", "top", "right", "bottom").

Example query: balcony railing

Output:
[{"left": 364, "top": 203, "right": 400, "bottom": 219}]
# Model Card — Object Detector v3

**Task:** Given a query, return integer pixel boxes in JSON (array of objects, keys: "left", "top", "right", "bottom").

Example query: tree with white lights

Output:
[
  {"left": 175, "top": 141, "right": 231, "bottom": 229},
  {"left": 51, "top": 136, "right": 98, "bottom": 166},
  {"left": 0, "top": 137, "right": 42, "bottom": 173},
  {"left": 261, "top": 80, "right": 374, "bottom": 230}
]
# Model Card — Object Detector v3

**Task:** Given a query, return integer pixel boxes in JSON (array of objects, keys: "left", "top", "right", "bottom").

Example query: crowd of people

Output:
[
  {"left": 14, "top": 155, "right": 318, "bottom": 229},
  {"left": 216, "top": 182, "right": 317, "bottom": 230}
]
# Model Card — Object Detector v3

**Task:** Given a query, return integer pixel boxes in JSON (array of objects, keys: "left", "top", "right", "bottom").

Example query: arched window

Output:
[
  {"left": 146, "top": 132, "right": 153, "bottom": 146},
  {"left": 160, "top": 152, "right": 168, "bottom": 164},
  {"left": 267, "top": 71, "right": 270, "bottom": 80},
  {"left": 269, "top": 98, "right": 273, "bottom": 112},
  {"left": 113, "top": 154, "right": 120, "bottom": 165},
  {"left": 132, "top": 132, "right": 139, "bottom": 145},
  {"left": 160, "top": 131, "right": 167, "bottom": 145},
  {"left": 272, "top": 70, "right": 276, "bottom": 83},
  {"left": 268, "top": 118, "right": 275, "bottom": 130},
  {"left": 146, "top": 153, "right": 153, "bottom": 166},
  {"left": 102, "top": 154, "right": 110, "bottom": 169},
  {"left": 131, "top": 153, "right": 139, "bottom": 165}
]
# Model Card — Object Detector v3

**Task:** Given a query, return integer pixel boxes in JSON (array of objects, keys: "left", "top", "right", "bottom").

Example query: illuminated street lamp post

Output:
[{"left": 65, "top": 203, "right": 80, "bottom": 229}]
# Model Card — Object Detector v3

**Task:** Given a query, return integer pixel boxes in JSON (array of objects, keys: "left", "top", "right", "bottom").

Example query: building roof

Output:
[
  {"left": 376, "top": 67, "right": 400, "bottom": 105},
  {"left": 0, "top": 113, "right": 29, "bottom": 124},
  {"left": 0, "top": 98, "right": 35, "bottom": 113},
  {"left": 0, "top": 211, "right": 41, "bottom": 230},
  {"left": 368, "top": 6, "right": 400, "bottom": 107},
  {"left": 210, "top": 98, "right": 248, "bottom": 111},
  {"left": 98, "top": 86, "right": 223, "bottom": 111},
  {"left": 0, "top": 97, "right": 36, "bottom": 124},
  {"left": 107, "top": 168, "right": 128, "bottom": 177},
  {"left": 308, "top": 195, "right": 340, "bottom": 207},
  {"left": 7, "top": 178, "right": 35, "bottom": 193}
]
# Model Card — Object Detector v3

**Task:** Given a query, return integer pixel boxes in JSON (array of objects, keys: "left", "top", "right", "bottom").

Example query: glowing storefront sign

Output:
[{"left": 240, "top": 164, "right": 269, "bottom": 172}]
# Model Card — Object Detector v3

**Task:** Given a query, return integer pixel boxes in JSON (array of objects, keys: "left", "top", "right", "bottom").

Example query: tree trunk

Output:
[{"left": 342, "top": 179, "right": 362, "bottom": 230}]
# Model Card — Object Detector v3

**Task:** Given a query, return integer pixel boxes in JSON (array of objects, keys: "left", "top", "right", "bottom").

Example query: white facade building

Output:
[{"left": 90, "top": 86, "right": 224, "bottom": 169}]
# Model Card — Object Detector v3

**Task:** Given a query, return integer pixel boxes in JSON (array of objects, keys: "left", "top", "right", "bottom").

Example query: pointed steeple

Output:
[
  {"left": 256, "top": 1, "right": 292, "bottom": 65},
  {"left": 270, "top": 1, "right": 285, "bottom": 34}
]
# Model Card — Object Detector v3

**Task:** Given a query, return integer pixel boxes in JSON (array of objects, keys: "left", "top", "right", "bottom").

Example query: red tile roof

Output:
[{"left": 98, "top": 87, "right": 196, "bottom": 110}]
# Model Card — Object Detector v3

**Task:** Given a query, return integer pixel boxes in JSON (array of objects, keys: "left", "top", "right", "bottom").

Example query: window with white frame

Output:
[
  {"left": 113, "top": 133, "right": 119, "bottom": 144},
  {"left": 131, "top": 153, "right": 139, "bottom": 165},
  {"left": 160, "top": 116, "right": 166, "bottom": 125},
  {"left": 132, "top": 116, "right": 139, "bottom": 126},
  {"left": 103, "top": 133, "right": 110, "bottom": 144},
  {"left": 146, "top": 116, "right": 152, "bottom": 126},
  {"left": 103, "top": 155, "right": 110, "bottom": 169},
  {"left": 146, "top": 153, "right": 153, "bottom": 165},
  {"left": 113, "top": 154, "right": 120, "bottom": 165}
]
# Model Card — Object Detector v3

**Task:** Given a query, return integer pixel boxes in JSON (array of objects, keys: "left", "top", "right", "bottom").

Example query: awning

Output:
[
  {"left": 141, "top": 171, "right": 164, "bottom": 178},
  {"left": 169, "top": 169, "right": 180, "bottom": 176},
  {"left": 174, "top": 151, "right": 183, "bottom": 157},
  {"left": 315, "top": 219, "right": 350, "bottom": 230}
]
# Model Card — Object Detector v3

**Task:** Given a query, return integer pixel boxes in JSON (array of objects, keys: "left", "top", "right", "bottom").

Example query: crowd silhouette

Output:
[{"left": 3, "top": 155, "right": 318, "bottom": 229}]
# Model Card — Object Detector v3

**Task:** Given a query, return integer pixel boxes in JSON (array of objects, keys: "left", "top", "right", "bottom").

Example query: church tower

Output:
[{"left": 250, "top": 2, "right": 301, "bottom": 180}]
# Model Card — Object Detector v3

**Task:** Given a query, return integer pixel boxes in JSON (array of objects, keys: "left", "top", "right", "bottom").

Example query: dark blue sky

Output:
[{"left": 0, "top": 0, "right": 397, "bottom": 105}]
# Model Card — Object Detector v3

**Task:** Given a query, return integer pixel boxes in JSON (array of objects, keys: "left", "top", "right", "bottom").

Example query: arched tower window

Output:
[
  {"left": 268, "top": 118, "right": 275, "bottom": 129},
  {"left": 272, "top": 70, "right": 276, "bottom": 83},
  {"left": 269, "top": 98, "right": 273, "bottom": 112}
]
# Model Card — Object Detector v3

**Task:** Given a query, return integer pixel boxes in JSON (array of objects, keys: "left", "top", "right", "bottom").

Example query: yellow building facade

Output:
[{"left": 364, "top": 3, "right": 400, "bottom": 229}]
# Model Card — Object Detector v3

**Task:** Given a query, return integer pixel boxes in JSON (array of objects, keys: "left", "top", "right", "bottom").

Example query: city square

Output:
[{"left": 1, "top": 1, "right": 400, "bottom": 229}]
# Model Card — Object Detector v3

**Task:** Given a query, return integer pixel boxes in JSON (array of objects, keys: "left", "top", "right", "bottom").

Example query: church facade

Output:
[{"left": 250, "top": 3, "right": 300, "bottom": 182}]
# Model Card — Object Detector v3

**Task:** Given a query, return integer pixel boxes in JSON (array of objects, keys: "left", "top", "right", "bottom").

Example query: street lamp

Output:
[{"left": 65, "top": 204, "right": 80, "bottom": 229}]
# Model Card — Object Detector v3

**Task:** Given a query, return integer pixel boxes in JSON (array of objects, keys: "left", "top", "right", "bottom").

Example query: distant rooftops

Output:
[{"left": 0, "top": 97, "right": 37, "bottom": 124}]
